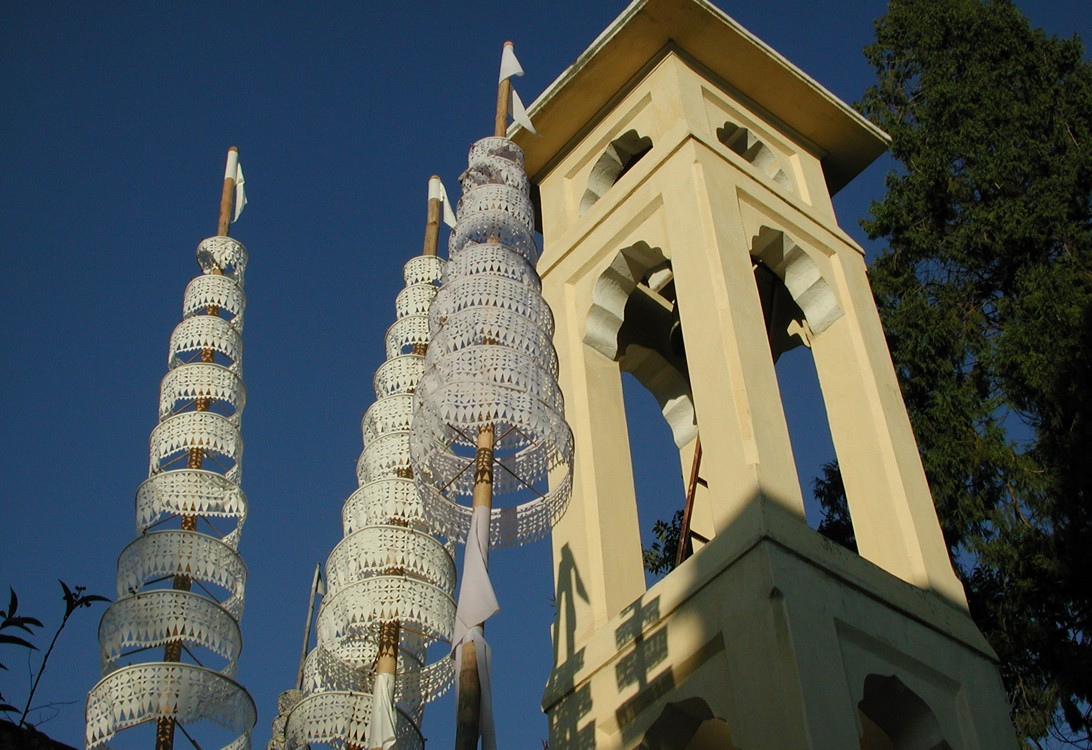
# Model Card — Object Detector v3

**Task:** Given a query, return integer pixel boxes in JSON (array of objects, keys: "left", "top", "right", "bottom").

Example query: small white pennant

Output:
[{"left": 499, "top": 43, "right": 524, "bottom": 83}]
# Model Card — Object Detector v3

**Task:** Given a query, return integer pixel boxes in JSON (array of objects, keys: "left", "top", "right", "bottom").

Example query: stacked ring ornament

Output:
[
  {"left": 87, "top": 235, "right": 255, "bottom": 750},
  {"left": 275, "top": 250, "right": 455, "bottom": 750}
]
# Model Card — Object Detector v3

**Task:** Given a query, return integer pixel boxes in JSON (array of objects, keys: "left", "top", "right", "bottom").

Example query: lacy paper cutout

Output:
[
  {"left": 412, "top": 137, "right": 574, "bottom": 549},
  {"left": 87, "top": 663, "right": 254, "bottom": 748},
  {"left": 183, "top": 273, "right": 246, "bottom": 331},
  {"left": 90, "top": 234, "right": 254, "bottom": 749},
  {"left": 277, "top": 252, "right": 454, "bottom": 749}
]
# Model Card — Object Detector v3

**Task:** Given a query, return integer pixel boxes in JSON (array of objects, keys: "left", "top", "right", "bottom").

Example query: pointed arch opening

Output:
[
  {"left": 717, "top": 121, "right": 792, "bottom": 191},
  {"left": 580, "top": 130, "right": 654, "bottom": 214},
  {"left": 859, "top": 674, "right": 952, "bottom": 750},
  {"left": 750, "top": 227, "right": 842, "bottom": 530}
]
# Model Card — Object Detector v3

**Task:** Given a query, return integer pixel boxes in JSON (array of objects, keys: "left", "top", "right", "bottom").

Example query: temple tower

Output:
[{"left": 510, "top": 1, "right": 1017, "bottom": 747}]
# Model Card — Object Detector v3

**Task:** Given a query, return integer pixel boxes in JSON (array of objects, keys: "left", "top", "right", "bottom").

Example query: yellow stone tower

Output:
[{"left": 511, "top": 1, "right": 1018, "bottom": 747}]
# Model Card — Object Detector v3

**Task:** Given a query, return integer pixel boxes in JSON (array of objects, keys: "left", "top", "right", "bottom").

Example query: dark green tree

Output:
[{"left": 817, "top": 0, "right": 1092, "bottom": 742}]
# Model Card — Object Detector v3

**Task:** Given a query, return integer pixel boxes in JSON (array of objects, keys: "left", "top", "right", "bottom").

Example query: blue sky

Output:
[{"left": 1, "top": 1, "right": 1088, "bottom": 748}]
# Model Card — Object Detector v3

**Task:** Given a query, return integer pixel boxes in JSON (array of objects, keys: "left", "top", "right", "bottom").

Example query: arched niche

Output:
[
  {"left": 580, "top": 129, "right": 654, "bottom": 214},
  {"left": 585, "top": 242, "right": 696, "bottom": 448},
  {"left": 717, "top": 121, "right": 792, "bottom": 191},
  {"left": 638, "top": 697, "right": 741, "bottom": 750},
  {"left": 750, "top": 226, "right": 842, "bottom": 336},
  {"left": 859, "top": 674, "right": 952, "bottom": 750}
]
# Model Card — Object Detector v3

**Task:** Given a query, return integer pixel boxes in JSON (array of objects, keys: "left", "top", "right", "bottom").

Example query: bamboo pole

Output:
[
  {"left": 423, "top": 175, "right": 443, "bottom": 258},
  {"left": 155, "top": 147, "right": 239, "bottom": 750},
  {"left": 455, "top": 48, "right": 511, "bottom": 746},
  {"left": 365, "top": 181, "right": 446, "bottom": 749},
  {"left": 295, "top": 564, "right": 323, "bottom": 691},
  {"left": 217, "top": 147, "right": 239, "bottom": 238}
]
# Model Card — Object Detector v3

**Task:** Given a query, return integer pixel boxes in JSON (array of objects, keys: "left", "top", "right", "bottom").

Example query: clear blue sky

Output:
[{"left": 1, "top": 2, "right": 1088, "bottom": 748}]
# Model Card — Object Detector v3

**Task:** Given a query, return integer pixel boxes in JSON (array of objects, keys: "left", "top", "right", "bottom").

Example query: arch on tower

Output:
[
  {"left": 580, "top": 129, "right": 654, "bottom": 214},
  {"left": 638, "top": 697, "right": 741, "bottom": 750},
  {"left": 858, "top": 674, "right": 952, "bottom": 750},
  {"left": 585, "top": 241, "right": 695, "bottom": 448},
  {"left": 717, "top": 120, "right": 793, "bottom": 192}
]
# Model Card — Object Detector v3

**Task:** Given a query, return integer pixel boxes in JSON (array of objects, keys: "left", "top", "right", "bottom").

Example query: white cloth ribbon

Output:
[
  {"left": 449, "top": 507, "right": 499, "bottom": 750},
  {"left": 366, "top": 672, "right": 398, "bottom": 750},
  {"left": 428, "top": 176, "right": 457, "bottom": 228},
  {"left": 451, "top": 506, "right": 499, "bottom": 651},
  {"left": 509, "top": 88, "right": 537, "bottom": 135},
  {"left": 498, "top": 43, "right": 524, "bottom": 83},
  {"left": 454, "top": 627, "right": 496, "bottom": 750}
]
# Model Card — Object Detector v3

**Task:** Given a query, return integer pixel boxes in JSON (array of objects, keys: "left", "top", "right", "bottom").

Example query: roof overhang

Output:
[{"left": 512, "top": 0, "right": 888, "bottom": 195}]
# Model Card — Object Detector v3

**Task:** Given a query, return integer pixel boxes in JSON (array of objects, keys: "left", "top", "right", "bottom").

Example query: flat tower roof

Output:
[{"left": 512, "top": 0, "right": 888, "bottom": 194}]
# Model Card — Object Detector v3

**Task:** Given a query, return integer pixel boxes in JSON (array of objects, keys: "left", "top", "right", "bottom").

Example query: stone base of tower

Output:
[{"left": 542, "top": 505, "right": 1017, "bottom": 750}]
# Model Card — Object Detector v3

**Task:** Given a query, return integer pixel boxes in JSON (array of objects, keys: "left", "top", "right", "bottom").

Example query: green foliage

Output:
[
  {"left": 0, "top": 588, "right": 43, "bottom": 715},
  {"left": 0, "top": 582, "right": 107, "bottom": 727},
  {"left": 642, "top": 509, "right": 683, "bottom": 576},
  {"left": 830, "top": 0, "right": 1092, "bottom": 741}
]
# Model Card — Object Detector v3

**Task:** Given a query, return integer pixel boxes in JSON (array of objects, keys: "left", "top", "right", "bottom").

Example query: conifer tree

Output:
[{"left": 816, "top": 0, "right": 1092, "bottom": 741}]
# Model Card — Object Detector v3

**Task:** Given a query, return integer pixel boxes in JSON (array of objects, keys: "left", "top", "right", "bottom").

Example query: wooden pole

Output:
[
  {"left": 423, "top": 176, "right": 443, "bottom": 258},
  {"left": 494, "top": 42, "right": 514, "bottom": 138},
  {"left": 217, "top": 146, "right": 239, "bottom": 238},
  {"left": 295, "top": 564, "right": 323, "bottom": 691},
  {"left": 155, "top": 147, "right": 238, "bottom": 750},
  {"left": 675, "top": 435, "right": 703, "bottom": 569},
  {"left": 365, "top": 181, "right": 444, "bottom": 749},
  {"left": 455, "top": 424, "right": 494, "bottom": 750}
]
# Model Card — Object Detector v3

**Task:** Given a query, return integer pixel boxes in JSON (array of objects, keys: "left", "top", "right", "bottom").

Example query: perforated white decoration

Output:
[
  {"left": 91, "top": 230, "right": 254, "bottom": 750},
  {"left": 197, "top": 236, "right": 248, "bottom": 283},
  {"left": 99, "top": 589, "right": 241, "bottom": 675},
  {"left": 150, "top": 410, "right": 243, "bottom": 482},
  {"left": 316, "top": 576, "right": 454, "bottom": 660},
  {"left": 355, "top": 431, "right": 411, "bottom": 485},
  {"left": 160, "top": 363, "right": 246, "bottom": 424},
  {"left": 425, "top": 306, "right": 558, "bottom": 374},
  {"left": 324, "top": 525, "right": 455, "bottom": 593},
  {"left": 117, "top": 530, "right": 247, "bottom": 619},
  {"left": 372, "top": 355, "right": 425, "bottom": 399},
  {"left": 301, "top": 643, "right": 369, "bottom": 694},
  {"left": 342, "top": 479, "right": 424, "bottom": 534},
  {"left": 403, "top": 255, "right": 445, "bottom": 287},
  {"left": 429, "top": 275, "right": 555, "bottom": 336},
  {"left": 299, "top": 640, "right": 448, "bottom": 712},
  {"left": 412, "top": 137, "right": 574, "bottom": 548},
  {"left": 87, "top": 662, "right": 254, "bottom": 749},
  {"left": 184, "top": 273, "right": 246, "bottom": 331},
  {"left": 467, "top": 136, "right": 525, "bottom": 168},
  {"left": 395, "top": 284, "right": 439, "bottom": 319},
  {"left": 385, "top": 315, "right": 431, "bottom": 359},
  {"left": 136, "top": 470, "right": 247, "bottom": 545},
  {"left": 443, "top": 242, "right": 542, "bottom": 291},
  {"left": 284, "top": 692, "right": 424, "bottom": 750},
  {"left": 449, "top": 209, "right": 539, "bottom": 265},
  {"left": 170, "top": 315, "right": 244, "bottom": 372},
  {"left": 362, "top": 394, "right": 415, "bottom": 445},
  {"left": 275, "top": 250, "right": 456, "bottom": 750},
  {"left": 456, "top": 183, "right": 535, "bottom": 234}
]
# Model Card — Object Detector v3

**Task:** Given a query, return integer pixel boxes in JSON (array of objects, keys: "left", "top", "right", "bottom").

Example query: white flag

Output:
[
  {"left": 498, "top": 43, "right": 524, "bottom": 83},
  {"left": 428, "top": 176, "right": 457, "bottom": 228},
  {"left": 510, "top": 88, "right": 537, "bottom": 135},
  {"left": 233, "top": 162, "right": 247, "bottom": 222}
]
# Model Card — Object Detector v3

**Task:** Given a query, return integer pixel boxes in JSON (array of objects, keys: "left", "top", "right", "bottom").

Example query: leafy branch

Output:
[
  {"left": 0, "top": 588, "right": 43, "bottom": 715},
  {"left": 0, "top": 581, "right": 108, "bottom": 727}
]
